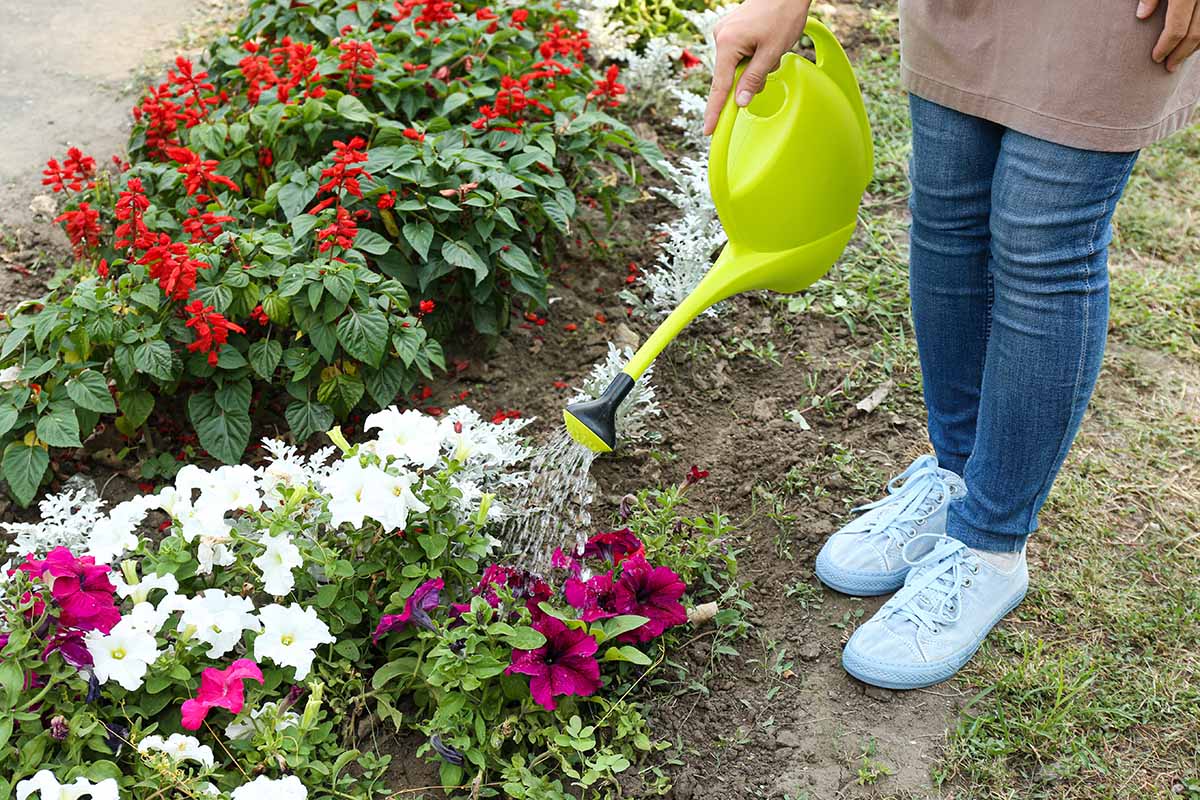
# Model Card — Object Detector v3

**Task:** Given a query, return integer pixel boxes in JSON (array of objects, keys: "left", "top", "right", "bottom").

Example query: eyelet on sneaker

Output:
[
  {"left": 931, "top": 626, "right": 941, "bottom": 635},
  {"left": 963, "top": 578, "right": 972, "bottom": 588},
  {"left": 969, "top": 563, "right": 980, "bottom": 574}
]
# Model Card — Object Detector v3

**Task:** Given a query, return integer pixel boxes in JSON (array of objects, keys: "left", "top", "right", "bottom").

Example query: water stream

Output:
[{"left": 501, "top": 428, "right": 598, "bottom": 573}]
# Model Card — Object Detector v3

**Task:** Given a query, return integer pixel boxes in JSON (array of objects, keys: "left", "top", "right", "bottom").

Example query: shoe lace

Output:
[
  {"left": 849, "top": 456, "right": 947, "bottom": 549},
  {"left": 883, "top": 534, "right": 978, "bottom": 634}
]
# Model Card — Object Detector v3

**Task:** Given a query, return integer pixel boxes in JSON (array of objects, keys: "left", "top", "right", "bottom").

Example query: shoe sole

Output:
[
  {"left": 841, "top": 588, "right": 1027, "bottom": 690},
  {"left": 814, "top": 548, "right": 907, "bottom": 597}
]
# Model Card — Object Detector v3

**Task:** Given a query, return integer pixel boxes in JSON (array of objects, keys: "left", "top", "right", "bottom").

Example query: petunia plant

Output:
[
  {"left": 0, "top": 0, "right": 663, "bottom": 505},
  {"left": 0, "top": 406, "right": 741, "bottom": 798}
]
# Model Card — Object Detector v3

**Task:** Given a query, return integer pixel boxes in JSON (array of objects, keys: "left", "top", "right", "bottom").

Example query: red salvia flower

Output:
[
  {"left": 680, "top": 49, "right": 702, "bottom": 69},
  {"left": 138, "top": 234, "right": 208, "bottom": 300},
  {"left": 316, "top": 137, "right": 371, "bottom": 205},
  {"left": 165, "top": 146, "right": 240, "bottom": 196},
  {"left": 377, "top": 191, "right": 397, "bottom": 210},
  {"left": 132, "top": 83, "right": 182, "bottom": 157},
  {"left": 402, "top": 127, "right": 425, "bottom": 142},
  {"left": 185, "top": 301, "right": 246, "bottom": 366},
  {"left": 114, "top": 177, "right": 153, "bottom": 251},
  {"left": 338, "top": 40, "right": 378, "bottom": 95},
  {"left": 538, "top": 23, "right": 590, "bottom": 63},
  {"left": 183, "top": 207, "right": 235, "bottom": 243},
  {"left": 250, "top": 305, "right": 270, "bottom": 326},
  {"left": 587, "top": 65, "right": 626, "bottom": 108},
  {"left": 316, "top": 206, "right": 359, "bottom": 253},
  {"left": 42, "top": 147, "right": 96, "bottom": 193},
  {"left": 167, "top": 57, "right": 219, "bottom": 123},
  {"left": 54, "top": 203, "right": 102, "bottom": 258}
]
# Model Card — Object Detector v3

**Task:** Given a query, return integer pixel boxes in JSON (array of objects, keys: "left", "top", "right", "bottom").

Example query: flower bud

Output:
[
  {"left": 300, "top": 682, "right": 325, "bottom": 731},
  {"left": 49, "top": 715, "right": 69, "bottom": 741}
]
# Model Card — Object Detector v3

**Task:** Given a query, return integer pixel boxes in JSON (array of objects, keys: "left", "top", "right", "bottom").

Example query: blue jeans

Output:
[{"left": 907, "top": 94, "right": 1139, "bottom": 553}]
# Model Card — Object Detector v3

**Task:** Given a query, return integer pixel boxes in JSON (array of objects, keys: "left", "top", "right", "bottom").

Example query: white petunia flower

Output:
[
  {"left": 179, "top": 590, "right": 261, "bottom": 658},
  {"left": 85, "top": 618, "right": 160, "bottom": 691},
  {"left": 112, "top": 571, "right": 179, "bottom": 606},
  {"left": 225, "top": 702, "right": 301, "bottom": 742},
  {"left": 254, "top": 604, "right": 333, "bottom": 680},
  {"left": 231, "top": 775, "right": 308, "bottom": 800},
  {"left": 0, "top": 364, "right": 22, "bottom": 388},
  {"left": 253, "top": 533, "right": 303, "bottom": 596},
  {"left": 16, "top": 770, "right": 119, "bottom": 800},
  {"left": 364, "top": 407, "right": 442, "bottom": 468},
  {"left": 196, "top": 530, "right": 236, "bottom": 575},
  {"left": 206, "top": 464, "right": 263, "bottom": 513},
  {"left": 323, "top": 459, "right": 379, "bottom": 529},
  {"left": 361, "top": 470, "right": 429, "bottom": 532},
  {"left": 122, "top": 601, "right": 173, "bottom": 637},
  {"left": 137, "top": 732, "right": 215, "bottom": 768},
  {"left": 85, "top": 494, "right": 159, "bottom": 564}
]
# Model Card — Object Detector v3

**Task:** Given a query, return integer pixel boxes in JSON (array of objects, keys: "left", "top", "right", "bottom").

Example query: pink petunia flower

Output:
[
  {"left": 563, "top": 571, "right": 619, "bottom": 623},
  {"left": 373, "top": 578, "right": 443, "bottom": 642},
  {"left": 180, "top": 659, "right": 264, "bottom": 730},
  {"left": 505, "top": 614, "right": 601, "bottom": 710},
  {"left": 474, "top": 565, "right": 551, "bottom": 609},
  {"left": 614, "top": 556, "right": 687, "bottom": 643},
  {"left": 42, "top": 548, "right": 121, "bottom": 633},
  {"left": 42, "top": 629, "right": 93, "bottom": 669}
]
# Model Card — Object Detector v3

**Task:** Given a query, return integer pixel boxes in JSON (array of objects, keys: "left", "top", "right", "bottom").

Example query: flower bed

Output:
[
  {"left": 0, "top": 408, "right": 738, "bottom": 798},
  {"left": 0, "top": 0, "right": 663, "bottom": 506}
]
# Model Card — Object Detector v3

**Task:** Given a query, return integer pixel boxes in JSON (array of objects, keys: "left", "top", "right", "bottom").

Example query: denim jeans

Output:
[{"left": 907, "top": 94, "right": 1140, "bottom": 553}]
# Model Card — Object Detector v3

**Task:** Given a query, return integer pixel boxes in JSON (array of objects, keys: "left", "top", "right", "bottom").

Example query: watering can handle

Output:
[{"left": 709, "top": 18, "right": 874, "bottom": 201}]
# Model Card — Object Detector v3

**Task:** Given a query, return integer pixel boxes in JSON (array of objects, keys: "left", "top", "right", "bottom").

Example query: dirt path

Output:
[{"left": 0, "top": 0, "right": 201, "bottom": 302}]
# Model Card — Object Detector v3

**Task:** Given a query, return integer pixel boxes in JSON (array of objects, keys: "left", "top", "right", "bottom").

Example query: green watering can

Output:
[{"left": 565, "top": 19, "right": 874, "bottom": 453}]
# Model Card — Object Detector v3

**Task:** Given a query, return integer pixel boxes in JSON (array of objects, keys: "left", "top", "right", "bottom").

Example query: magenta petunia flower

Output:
[
  {"left": 42, "top": 629, "right": 93, "bottom": 669},
  {"left": 505, "top": 614, "right": 601, "bottom": 711},
  {"left": 373, "top": 578, "right": 443, "bottom": 642},
  {"left": 614, "top": 556, "right": 687, "bottom": 643},
  {"left": 180, "top": 658, "right": 264, "bottom": 730},
  {"left": 474, "top": 565, "right": 551, "bottom": 609},
  {"left": 41, "top": 547, "right": 120, "bottom": 633},
  {"left": 582, "top": 529, "right": 645, "bottom": 567},
  {"left": 563, "top": 571, "right": 619, "bottom": 623}
]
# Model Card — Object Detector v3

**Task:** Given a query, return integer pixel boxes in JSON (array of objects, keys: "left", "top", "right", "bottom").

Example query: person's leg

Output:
[
  {"left": 813, "top": 95, "right": 1000, "bottom": 597},
  {"left": 842, "top": 131, "right": 1139, "bottom": 690},
  {"left": 907, "top": 94, "right": 1004, "bottom": 476},
  {"left": 946, "top": 132, "right": 1140, "bottom": 553}
]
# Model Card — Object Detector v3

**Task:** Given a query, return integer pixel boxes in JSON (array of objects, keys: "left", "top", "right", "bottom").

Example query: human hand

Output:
[
  {"left": 702, "top": 0, "right": 813, "bottom": 135},
  {"left": 1138, "top": 0, "right": 1200, "bottom": 72}
]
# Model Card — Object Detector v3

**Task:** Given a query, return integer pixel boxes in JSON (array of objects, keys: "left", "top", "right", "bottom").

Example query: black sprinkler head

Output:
[{"left": 562, "top": 373, "right": 635, "bottom": 454}]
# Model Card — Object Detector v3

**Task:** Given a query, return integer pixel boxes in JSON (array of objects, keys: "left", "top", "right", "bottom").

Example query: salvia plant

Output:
[
  {"left": 0, "top": 0, "right": 665, "bottom": 506},
  {"left": 0, "top": 406, "right": 739, "bottom": 799}
]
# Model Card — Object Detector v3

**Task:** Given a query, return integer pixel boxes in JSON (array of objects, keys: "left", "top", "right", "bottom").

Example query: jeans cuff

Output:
[{"left": 945, "top": 518, "right": 1028, "bottom": 553}]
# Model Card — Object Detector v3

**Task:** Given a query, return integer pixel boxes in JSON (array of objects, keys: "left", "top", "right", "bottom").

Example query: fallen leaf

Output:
[{"left": 852, "top": 379, "right": 894, "bottom": 416}]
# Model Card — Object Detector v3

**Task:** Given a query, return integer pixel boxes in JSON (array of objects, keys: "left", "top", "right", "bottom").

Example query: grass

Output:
[{"left": 789, "top": 4, "right": 1200, "bottom": 797}]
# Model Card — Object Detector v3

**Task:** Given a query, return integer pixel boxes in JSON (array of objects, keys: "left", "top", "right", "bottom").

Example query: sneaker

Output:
[
  {"left": 814, "top": 455, "right": 965, "bottom": 596},
  {"left": 841, "top": 534, "right": 1028, "bottom": 690}
]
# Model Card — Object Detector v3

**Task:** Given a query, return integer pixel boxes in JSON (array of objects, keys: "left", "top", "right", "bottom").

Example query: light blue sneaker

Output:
[
  {"left": 814, "top": 455, "right": 966, "bottom": 596},
  {"left": 841, "top": 534, "right": 1028, "bottom": 690}
]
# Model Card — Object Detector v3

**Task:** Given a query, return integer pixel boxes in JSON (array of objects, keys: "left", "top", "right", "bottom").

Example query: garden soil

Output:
[{"left": 0, "top": 4, "right": 960, "bottom": 796}]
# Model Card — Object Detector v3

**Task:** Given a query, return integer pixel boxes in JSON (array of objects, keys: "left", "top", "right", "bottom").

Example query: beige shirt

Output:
[{"left": 899, "top": 0, "right": 1199, "bottom": 152}]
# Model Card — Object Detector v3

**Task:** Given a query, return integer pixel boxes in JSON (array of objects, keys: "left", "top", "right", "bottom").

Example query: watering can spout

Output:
[{"left": 565, "top": 19, "right": 873, "bottom": 454}]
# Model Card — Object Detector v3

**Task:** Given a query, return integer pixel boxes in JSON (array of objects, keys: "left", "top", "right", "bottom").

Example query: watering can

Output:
[{"left": 564, "top": 19, "right": 874, "bottom": 453}]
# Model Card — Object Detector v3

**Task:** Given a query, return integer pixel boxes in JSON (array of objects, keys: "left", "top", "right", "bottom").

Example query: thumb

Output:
[
  {"left": 734, "top": 51, "right": 779, "bottom": 107},
  {"left": 1137, "top": 0, "right": 1159, "bottom": 19}
]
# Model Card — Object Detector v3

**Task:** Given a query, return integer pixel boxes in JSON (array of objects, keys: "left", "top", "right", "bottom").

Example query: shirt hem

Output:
[{"left": 901, "top": 65, "right": 1197, "bottom": 152}]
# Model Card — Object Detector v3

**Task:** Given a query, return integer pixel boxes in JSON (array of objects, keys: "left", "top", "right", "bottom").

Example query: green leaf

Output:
[
  {"left": 292, "top": 214, "right": 321, "bottom": 240},
  {"left": 392, "top": 325, "right": 427, "bottom": 367},
  {"left": 3, "top": 442, "right": 48, "bottom": 507},
  {"left": 134, "top": 340, "right": 175, "bottom": 381},
  {"left": 188, "top": 393, "right": 250, "bottom": 464},
  {"left": 603, "top": 645, "right": 653, "bottom": 666},
  {"left": 353, "top": 229, "right": 391, "bottom": 256},
  {"left": 66, "top": 369, "right": 116, "bottom": 413},
  {"left": 365, "top": 360, "right": 405, "bottom": 408},
  {"left": 278, "top": 181, "right": 318, "bottom": 221},
  {"left": 118, "top": 390, "right": 154, "bottom": 429},
  {"left": 442, "top": 239, "right": 488, "bottom": 284},
  {"left": 403, "top": 221, "right": 434, "bottom": 260},
  {"left": 336, "top": 307, "right": 388, "bottom": 367},
  {"left": 285, "top": 399, "right": 334, "bottom": 441},
  {"left": 498, "top": 246, "right": 541, "bottom": 278},
  {"left": 505, "top": 626, "right": 548, "bottom": 650},
  {"left": 0, "top": 406, "right": 19, "bottom": 438},
  {"left": 36, "top": 404, "right": 82, "bottom": 448},
  {"left": 601, "top": 615, "right": 651, "bottom": 640},
  {"left": 371, "top": 657, "right": 418, "bottom": 691},
  {"left": 215, "top": 378, "right": 252, "bottom": 414},
  {"left": 249, "top": 339, "right": 283, "bottom": 380},
  {"left": 337, "top": 94, "right": 373, "bottom": 122}
]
